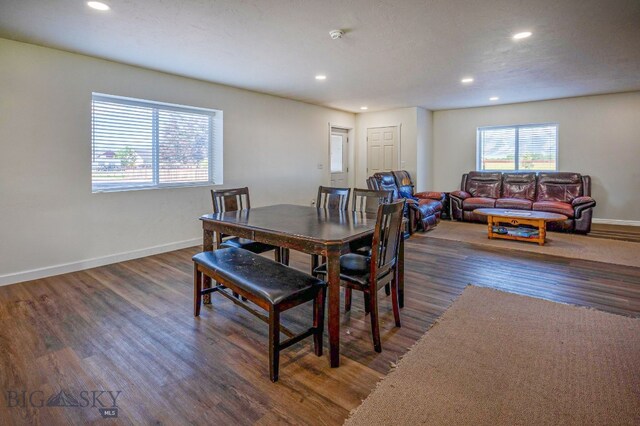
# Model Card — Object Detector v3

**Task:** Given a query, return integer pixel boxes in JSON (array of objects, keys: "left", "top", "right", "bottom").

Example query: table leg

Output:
[
  {"left": 203, "top": 229, "right": 214, "bottom": 304},
  {"left": 326, "top": 249, "right": 341, "bottom": 368},
  {"left": 539, "top": 220, "right": 546, "bottom": 246},
  {"left": 398, "top": 234, "right": 405, "bottom": 309},
  {"left": 487, "top": 215, "right": 494, "bottom": 239}
]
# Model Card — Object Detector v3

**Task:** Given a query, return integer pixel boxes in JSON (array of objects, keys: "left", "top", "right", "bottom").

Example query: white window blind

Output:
[
  {"left": 477, "top": 123, "right": 557, "bottom": 171},
  {"left": 91, "top": 93, "right": 223, "bottom": 192}
]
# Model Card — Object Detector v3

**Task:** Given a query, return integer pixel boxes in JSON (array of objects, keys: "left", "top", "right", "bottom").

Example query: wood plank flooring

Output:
[
  {"left": 0, "top": 234, "right": 639, "bottom": 425},
  {"left": 590, "top": 223, "right": 640, "bottom": 243}
]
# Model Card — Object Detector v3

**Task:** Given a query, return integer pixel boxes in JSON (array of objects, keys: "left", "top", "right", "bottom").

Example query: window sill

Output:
[{"left": 92, "top": 181, "right": 222, "bottom": 194}]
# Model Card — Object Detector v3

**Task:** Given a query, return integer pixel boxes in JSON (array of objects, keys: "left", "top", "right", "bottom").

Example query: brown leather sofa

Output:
[
  {"left": 368, "top": 170, "right": 444, "bottom": 233},
  {"left": 450, "top": 171, "right": 596, "bottom": 233}
]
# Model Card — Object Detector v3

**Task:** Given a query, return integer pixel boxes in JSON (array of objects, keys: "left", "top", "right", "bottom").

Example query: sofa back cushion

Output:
[
  {"left": 392, "top": 170, "right": 414, "bottom": 197},
  {"left": 465, "top": 172, "right": 502, "bottom": 198},
  {"left": 373, "top": 172, "right": 400, "bottom": 200},
  {"left": 536, "top": 172, "right": 583, "bottom": 202},
  {"left": 501, "top": 173, "right": 536, "bottom": 200}
]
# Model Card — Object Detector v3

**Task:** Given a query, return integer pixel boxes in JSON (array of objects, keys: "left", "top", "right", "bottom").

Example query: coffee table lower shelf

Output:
[
  {"left": 487, "top": 216, "right": 547, "bottom": 246},
  {"left": 473, "top": 209, "right": 568, "bottom": 247}
]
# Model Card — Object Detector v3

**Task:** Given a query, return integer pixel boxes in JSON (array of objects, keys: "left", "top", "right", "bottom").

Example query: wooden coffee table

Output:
[{"left": 473, "top": 208, "right": 567, "bottom": 246}]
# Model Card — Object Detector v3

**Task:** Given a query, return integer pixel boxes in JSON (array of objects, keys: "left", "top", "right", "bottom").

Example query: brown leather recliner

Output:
[
  {"left": 450, "top": 171, "right": 596, "bottom": 233},
  {"left": 368, "top": 171, "right": 444, "bottom": 233}
]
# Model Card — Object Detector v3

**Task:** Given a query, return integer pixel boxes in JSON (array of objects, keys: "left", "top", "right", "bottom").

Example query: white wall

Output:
[
  {"left": 415, "top": 107, "right": 434, "bottom": 192},
  {"left": 354, "top": 107, "right": 418, "bottom": 187},
  {"left": 0, "top": 38, "right": 354, "bottom": 285},
  {"left": 433, "top": 92, "right": 640, "bottom": 222}
]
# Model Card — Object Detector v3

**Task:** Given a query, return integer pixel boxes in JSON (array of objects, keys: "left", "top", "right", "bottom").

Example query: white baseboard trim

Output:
[
  {"left": 592, "top": 218, "right": 640, "bottom": 227},
  {"left": 0, "top": 238, "right": 202, "bottom": 287}
]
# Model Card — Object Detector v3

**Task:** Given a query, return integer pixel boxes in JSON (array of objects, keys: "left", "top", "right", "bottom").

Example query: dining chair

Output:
[
  {"left": 314, "top": 200, "right": 405, "bottom": 352},
  {"left": 347, "top": 188, "right": 394, "bottom": 308},
  {"left": 211, "top": 187, "right": 286, "bottom": 264},
  {"left": 316, "top": 186, "right": 351, "bottom": 210},
  {"left": 309, "top": 186, "right": 352, "bottom": 272},
  {"left": 352, "top": 188, "right": 393, "bottom": 213}
]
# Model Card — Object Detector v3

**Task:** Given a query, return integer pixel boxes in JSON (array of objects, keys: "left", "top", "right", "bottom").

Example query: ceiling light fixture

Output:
[
  {"left": 315, "top": 75, "right": 327, "bottom": 80},
  {"left": 360, "top": 106, "right": 368, "bottom": 110},
  {"left": 87, "top": 1, "right": 110, "bottom": 11},
  {"left": 513, "top": 31, "right": 532, "bottom": 40},
  {"left": 489, "top": 96, "right": 499, "bottom": 101},
  {"left": 461, "top": 77, "right": 474, "bottom": 84}
]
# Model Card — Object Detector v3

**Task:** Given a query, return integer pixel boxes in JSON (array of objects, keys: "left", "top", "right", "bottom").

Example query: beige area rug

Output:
[
  {"left": 346, "top": 286, "right": 640, "bottom": 426},
  {"left": 424, "top": 220, "right": 640, "bottom": 268}
]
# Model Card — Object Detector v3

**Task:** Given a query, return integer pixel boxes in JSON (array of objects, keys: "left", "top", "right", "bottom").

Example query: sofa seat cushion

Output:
[
  {"left": 495, "top": 198, "right": 533, "bottom": 210},
  {"left": 463, "top": 197, "right": 496, "bottom": 210},
  {"left": 532, "top": 201, "right": 574, "bottom": 218},
  {"left": 417, "top": 199, "right": 442, "bottom": 216}
]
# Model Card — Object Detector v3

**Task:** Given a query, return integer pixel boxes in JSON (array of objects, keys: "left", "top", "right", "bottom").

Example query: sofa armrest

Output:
[
  {"left": 572, "top": 196, "right": 596, "bottom": 220},
  {"left": 572, "top": 196, "right": 595, "bottom": 207},
  {"left": 450, "top": 190, "right": 471, "bottom": 200},
  {"left": 414, "top": 191, "right": 445, "bottom": 201}
]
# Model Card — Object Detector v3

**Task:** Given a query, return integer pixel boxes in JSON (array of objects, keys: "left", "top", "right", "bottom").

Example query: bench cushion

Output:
[{"left": 193, "top": 248, "right": 325, "bottom": 306}]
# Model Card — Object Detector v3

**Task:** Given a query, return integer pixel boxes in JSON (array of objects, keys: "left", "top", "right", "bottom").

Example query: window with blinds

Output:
[
  {"left": 91, "top": 93, "right": 223, "bottom": 192},
  {"left": 477, "top": 123, "right": 558, "bottom": 172}
]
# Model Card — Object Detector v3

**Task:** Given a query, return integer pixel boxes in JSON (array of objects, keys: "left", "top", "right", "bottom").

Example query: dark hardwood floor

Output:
[{"left": 0, "top": 234, "right": 638, "bottom": 425}]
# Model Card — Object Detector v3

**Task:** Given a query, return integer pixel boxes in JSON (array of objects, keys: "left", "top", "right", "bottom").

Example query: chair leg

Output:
[
  {"left": 344, "top": 288, "right": 352, "bottom": 312},
  {"left": 269, "top": 306, "right": 280, "bottom": 382},
  {"left": 194, "top": 266, "right": 202, "bottom": 317},
  {"left": 311, "top": 254, "right": 319, "bottom": 276},
  {"left": 364, "top": 293, "right": 371, "bottom": 315},
  {"left": 391, "top": 277, "right": 401, "bottom": 328},
  {"left": 384, "top": 283, "right": 391, "bottom": 296},
  {"left": 313, "top": 287, "right": 326, "bottom": 356},
  {"left": 368, "top": 290, "right": 381, "bottom": 353}
]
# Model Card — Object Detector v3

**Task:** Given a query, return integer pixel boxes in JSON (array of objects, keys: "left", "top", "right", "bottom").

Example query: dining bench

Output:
[{"left": 193, "top": 247, "right": 327, "bottom": 382}]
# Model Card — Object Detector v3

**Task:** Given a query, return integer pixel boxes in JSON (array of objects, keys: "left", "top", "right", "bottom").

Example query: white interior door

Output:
[
  {"left": 367, "top": 126, "right": 398, "bottom": 176},
  {"left": 330, "top": 128, "right": 349, "bottom": 187}
]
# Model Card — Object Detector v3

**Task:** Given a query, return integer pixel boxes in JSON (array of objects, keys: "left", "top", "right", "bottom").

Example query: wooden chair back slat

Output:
[
  {"left": 211, "top": 187, "right": 251, "bottom": 214},
  {"left": 369, "top": 201, "right": 405, "bottom": 280},
  {"left": 352, "top": 188, "right": 393, "bottom": 213},
  {"left": 316, "top": 186, "right": 351, "bottom": 211}
]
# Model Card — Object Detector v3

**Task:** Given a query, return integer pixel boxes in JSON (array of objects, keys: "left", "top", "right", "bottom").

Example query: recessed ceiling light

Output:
[
  {"left": 360, "top": 106, "right": 368, "bottom": 110},
  {"left": 87, "top": 1, "right": 110, "bottom": 11},
  {"left": 461, "top": 77, "right": 474, "bottom": 84},
  {"left": 489, "top": 96, "right": 499, "bottom": 101},
  {"left": 513, "top": 31, "right": 532, "bottom": 40},
  {"left": 315, "top": 75, "right": 327, "bottom": 80}
]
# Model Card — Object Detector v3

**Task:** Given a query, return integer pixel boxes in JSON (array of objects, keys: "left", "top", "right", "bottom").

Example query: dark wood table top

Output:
[
  {"left": 200, "top": 204, "right": 377, "bottom": 244},
  {"left": 473, "top": 208, "right": 567, "bottom": 221}
]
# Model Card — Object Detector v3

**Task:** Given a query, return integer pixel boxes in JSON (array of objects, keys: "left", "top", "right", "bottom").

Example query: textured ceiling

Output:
[{"left": 1, "top": 0, "right": 639, "bottom": 112}]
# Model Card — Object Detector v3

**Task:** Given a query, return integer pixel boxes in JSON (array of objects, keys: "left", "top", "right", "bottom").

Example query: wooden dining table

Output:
[{"left": 200, "top": 204, "right": 405, "bottom": 368}]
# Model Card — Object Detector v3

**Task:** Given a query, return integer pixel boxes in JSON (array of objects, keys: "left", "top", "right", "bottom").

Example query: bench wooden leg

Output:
[
  {"left": 280, "top": 248, "right": 290, "bottom": 266},
  {"left": 364, "top": 293, "right": 371, "bottom": 315},
  {"left": 194, "top": 266, "right": 202, "bottom": 317},
  {"left": 384, "top": 283, "right": 391, "bottom": 296},
  {"left": 344, "top": 288, "right": 352, "bottom": 312},
  {"left": 313, "top": 288, "right": 326, "bottom": 356},
  {"left": 269, "top": 306, "right": 280, "bottom": 382}
]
